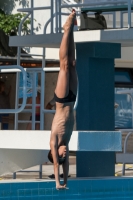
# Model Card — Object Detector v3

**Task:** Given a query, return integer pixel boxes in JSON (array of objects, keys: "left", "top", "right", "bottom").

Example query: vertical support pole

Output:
[
  {"left": 113, "top": 12, "right": 116, "bottom": 29},
  {"left": 39, "top": 164, "right": 42, "bottom": 179},
  {"left": 14, "top": 72, "right": 19, "bottom": 130},
  {"left": 13, "top": 47, "right": 21, "bottom": 177},
  {"left": 31, "top": 0, "right": 34, "bottom": 34},
  {"left": 128, "top": 0, "right": 131, "bottom": 28},
  {"left": 59, "top": 0, "right": 61, "bottom": 32},
  {"left": 120, "top": 11, "right": 123, "bottom": 28},
  {"left": 55, "top": 0, "right": 58, "bottom": 33},
  {"left": 32, "top": 71, "right": 36, "bottom": 130},
  {"left": 51, "top": 0, "right": 54, "bottom": 33},
  {"left": 39, "top": 48, "right": 46, "bottom": 179},
  {"left": 40, "top": 48, "right": 45, "bottom": 130},
  {"left": 14, "top": 47, "right": 21, "bottom": 130},
  {"left": 17, "top": 47, "right": 21, "bottom": 65},
  {"left": 13, "top": 172, "right": 16, "bottom": 179}
]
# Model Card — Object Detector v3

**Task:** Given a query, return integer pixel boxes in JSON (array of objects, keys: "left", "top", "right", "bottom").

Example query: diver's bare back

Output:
[{"left": 51, "top": 102, "right": 74, "bottom": 146}]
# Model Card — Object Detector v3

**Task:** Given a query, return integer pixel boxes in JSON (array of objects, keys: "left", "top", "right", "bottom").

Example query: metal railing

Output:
[
  {"left": 122, "top": 130, "right": 133, "bottom": 175},
  {"left": 8, "top": 0, "right": 132, "bottom": 131},
  {"left": 116, "top": 129, "right": 133, "bottom": 175},
  {"left": 1, "top": 0, "right": 132, "bottom": 129},
  {"left": 17, "top": 0, "right": 133, "bottom": 35},
  {"left": 0, "top": 65, "right": 27, "bottom": 114}
]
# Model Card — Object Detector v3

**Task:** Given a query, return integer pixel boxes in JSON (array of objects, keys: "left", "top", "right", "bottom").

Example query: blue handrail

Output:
[{"left": 0, "top": 65, "right": 27, "bottom": 113}]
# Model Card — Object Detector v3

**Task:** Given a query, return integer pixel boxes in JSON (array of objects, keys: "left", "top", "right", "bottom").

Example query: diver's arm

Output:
[
  {"left": 50, "top": 140, "right": 60, "bottom": 187},
  {"left": 62, "top": 147, "right": 69, "bottom": 186},
  {"left": 50, "top": 140, "right": 64, "bottom": 189}
]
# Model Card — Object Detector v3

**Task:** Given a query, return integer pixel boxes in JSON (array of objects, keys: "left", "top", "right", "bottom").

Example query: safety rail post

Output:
[
  {"left": 31, "top": 0, "right": 34, "bottom": 35},
  {"left": 14, "top": 72, "right": 19, "bottom": 130},
  {"left": 128, "top": 0, "right": 131, "bottom": 28},
  {"left": 59, "top": 0, "right": 62, "bottom": 33},
  {"left": 32, "top": 71, "right": 36, "bottom": 130},
  {"left": 113, "top": 12, "right": 116, "bottom": 28},
  {"left": 15, "top": 46, "right": 21, "bottom": 130},
  {"left": 41, "top": 17, "right": 46, "bottom": 130},
  {"left": 51, "top": 0, "right": 54, "bottom": 33},
  {"left": 55, "top": 0, "right": 59, "bottom": 33},
  {"left": 40, "top": 66, "right": 45, "bottom": 131},
  {"left": 120, "top": 11, "right": 124, "bottom": 28}
]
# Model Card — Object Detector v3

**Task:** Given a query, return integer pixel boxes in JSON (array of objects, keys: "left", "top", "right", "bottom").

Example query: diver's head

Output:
[{"left": 48, "top": 145, "right": 67, "bottom": 165}]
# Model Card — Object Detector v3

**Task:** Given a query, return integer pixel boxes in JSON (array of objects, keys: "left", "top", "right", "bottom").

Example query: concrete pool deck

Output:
[{"left": 0, "top": 156, "right": 133, "bottom": 182}]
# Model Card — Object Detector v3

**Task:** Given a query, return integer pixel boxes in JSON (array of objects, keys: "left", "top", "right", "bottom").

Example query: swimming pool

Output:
[{"left": 0, "top": 177, "right": 133, "bottom": 200}]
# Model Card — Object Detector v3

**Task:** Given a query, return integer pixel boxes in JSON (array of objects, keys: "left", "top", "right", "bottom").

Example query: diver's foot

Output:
[{"left": 63, "top": 10, "right": 76, "bottom": 32}]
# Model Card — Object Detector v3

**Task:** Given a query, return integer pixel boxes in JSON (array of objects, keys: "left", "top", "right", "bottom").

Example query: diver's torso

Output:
[{"left": 51, "top": 102, "right": 75, "bottom": 146}]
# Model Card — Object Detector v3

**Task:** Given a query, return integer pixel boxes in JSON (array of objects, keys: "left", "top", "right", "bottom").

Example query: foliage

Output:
[{"left": 0, "top": 9, "right": 31, "bottom": 35}]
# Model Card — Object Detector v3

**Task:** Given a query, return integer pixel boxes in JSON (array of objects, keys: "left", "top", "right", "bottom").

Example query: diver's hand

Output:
[{"left": 56, "top": 184, "right": 67, "bottom": 190}]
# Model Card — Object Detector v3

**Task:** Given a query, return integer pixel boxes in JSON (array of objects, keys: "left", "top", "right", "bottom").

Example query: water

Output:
[{"left": 0, "top": 177, "right": 133, "bottom": 199}]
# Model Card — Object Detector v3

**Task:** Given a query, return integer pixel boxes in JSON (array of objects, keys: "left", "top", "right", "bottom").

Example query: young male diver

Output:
[{"left": 48, "top": 10, "right": 78, "bottom": 189}]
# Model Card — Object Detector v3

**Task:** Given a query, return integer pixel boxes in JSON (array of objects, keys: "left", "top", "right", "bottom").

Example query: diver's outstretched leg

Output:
[
  {"left": 68, "top": 14, "right": 78, "bottom": 96},
  {"left": 55, "top": 11, "right": 76, "bottom": 98}
]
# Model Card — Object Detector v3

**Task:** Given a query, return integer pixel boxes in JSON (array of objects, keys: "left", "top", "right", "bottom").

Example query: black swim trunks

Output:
[{"left": 54, "top": 90, "right": 76, "bottom": 103}]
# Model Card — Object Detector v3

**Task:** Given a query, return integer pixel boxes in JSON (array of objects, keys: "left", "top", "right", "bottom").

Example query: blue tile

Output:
[
  {"left": 0, "top": 183, "right": 11, "bottom": 190},
  {"left": 23, "top": 197, "right": 31, "bottom": 200},
  {"left": 24, "top": 182, "right": 38, "bottom": 189},
  {"left": 38, "top": 182, "right": 45, "bottom": 189},
  {"left": 38, "top": 196, "right": 48, "bottom": 200},
  {"left": 11, "top": 183, "right": 25, "bottom": 191},
  {"left": 10, "top": 197, "right": 18, "bottom": 200},
  {"left": 16, "top": 198, "right": 22, "bottom": 200},
  {"left": 31, "top": 197, "right": 39, "bottom": 200}
]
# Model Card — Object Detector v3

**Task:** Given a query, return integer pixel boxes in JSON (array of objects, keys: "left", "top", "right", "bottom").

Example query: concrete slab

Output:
[
  {"left": 0, "top": 130, "right": 122, "bottom": 151},
  {"left": 9, "top": 28, "right": 133, "bottom": 48}
]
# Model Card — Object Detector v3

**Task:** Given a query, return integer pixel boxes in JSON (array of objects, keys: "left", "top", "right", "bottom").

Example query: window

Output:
[
  {"left": 115, "top": 88, "right": 132, "bottom": 129},
  {"left": 115, "top": 71, "right": 131, "bottom": 83},
  {"left": 115, "top": 68, "right": 133, "bottom": 129}
]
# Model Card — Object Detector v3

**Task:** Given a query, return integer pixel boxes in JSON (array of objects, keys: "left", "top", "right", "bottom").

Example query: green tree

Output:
[{"left": 0, "top": 9, "right": 31, "bottom": 35}]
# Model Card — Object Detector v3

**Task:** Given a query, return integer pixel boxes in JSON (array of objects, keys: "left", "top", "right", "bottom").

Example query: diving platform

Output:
[
  {"left": 0, "top": 131, "right": 121, "bottom": 176},
  {"left": 9, "top": 28, "right": 133, "bottom": 48},
  {"left": 81, "top": 4, "right": 133, "bottom": 13}
]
